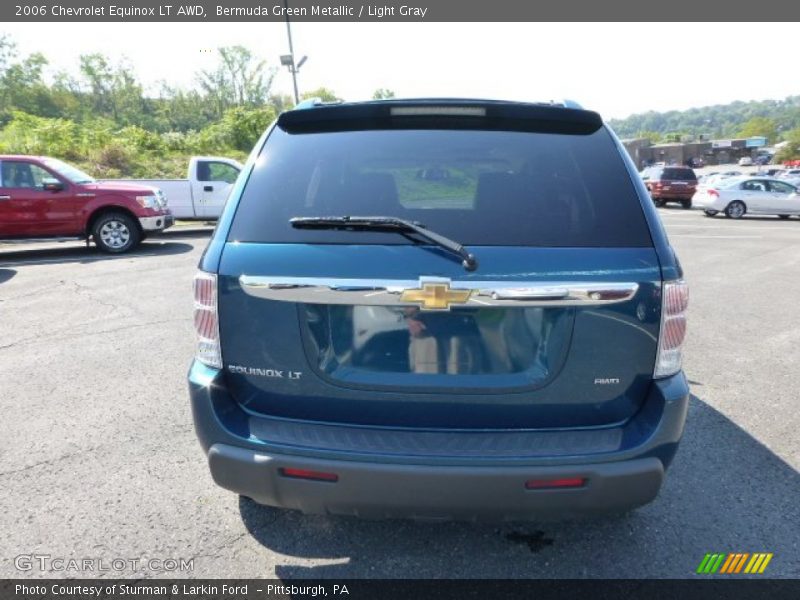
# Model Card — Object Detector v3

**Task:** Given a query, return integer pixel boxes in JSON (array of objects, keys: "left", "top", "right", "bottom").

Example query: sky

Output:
[{"left": 2, "top": 22, "right": 797, "bottom": 120}]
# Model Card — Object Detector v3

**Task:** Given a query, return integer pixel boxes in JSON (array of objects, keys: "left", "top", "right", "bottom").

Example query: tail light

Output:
[
  {"left": 193, "top": 271, "right": 222, "bottom": 368},
  {"left": 654, "top": 280, "right": 689, "bottom": 378},
  {"left": 279, "top": 468, "right": 339, "bottom": 482},
  {"left": 525, "top": 477, "right": 586, "bottom": 490},
  {"left": 708, "top": 189, "right": 719, "bottom": 198}
]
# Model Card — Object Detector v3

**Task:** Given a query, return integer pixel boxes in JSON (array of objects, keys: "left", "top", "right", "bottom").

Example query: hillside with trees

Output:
[
  {"left": 0, "top": 35, "right": 287, "bottom": 177},
  {"left": 3, "top": 30, "right": 800, "bottom": 174},
  {"left": 608, "top": 97, "right": 800, "bottom": 161},
  {"left": 0, "top": 34, "right": 397, "bottom": 178}
]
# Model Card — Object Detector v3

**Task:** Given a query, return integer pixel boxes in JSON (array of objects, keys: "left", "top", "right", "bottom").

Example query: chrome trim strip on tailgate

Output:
[{"left": 239, "top": 275, "right": 639, "bottom": 309}]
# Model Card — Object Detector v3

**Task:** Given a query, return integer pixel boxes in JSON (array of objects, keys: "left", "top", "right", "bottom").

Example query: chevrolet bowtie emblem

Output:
[{"left": 400, "top": 282, "right": 472, "bottom": 310}]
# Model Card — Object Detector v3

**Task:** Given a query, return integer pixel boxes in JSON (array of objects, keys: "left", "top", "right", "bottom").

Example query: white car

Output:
[
  {"left": 699, "top": 171, "right": 742, "bottom": 186},
  {"left": 738, "top": 156, "right": 754, "bottom": 166},
  {"left": 783, "top": 176, "right": 800, "bottom": 188},
  {"left": 693, "top": 176, "right": 800, "bottom": 219}
]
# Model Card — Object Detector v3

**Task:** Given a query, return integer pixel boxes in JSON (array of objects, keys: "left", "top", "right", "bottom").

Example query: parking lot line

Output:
[
  {"left": 669, "top": 234, "right": 765, "bottom": 239},
  {"left": 665, "top": 224, "right": 798, "bottom": 231},
  {"left": 0, "top": 251, "right": 158, "bottom": 268}
]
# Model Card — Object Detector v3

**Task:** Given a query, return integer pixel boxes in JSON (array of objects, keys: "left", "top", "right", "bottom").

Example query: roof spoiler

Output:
[{"left": 278, "top": 99, "right": 602, "bottom": 135}]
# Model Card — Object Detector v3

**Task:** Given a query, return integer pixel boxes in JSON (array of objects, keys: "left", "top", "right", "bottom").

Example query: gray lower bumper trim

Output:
[
  {"left": 139, "top": 215, "right": 172, "bottom": 231},
  {"left": 208, "top": 444, "right": 664, "bottom": 520}
]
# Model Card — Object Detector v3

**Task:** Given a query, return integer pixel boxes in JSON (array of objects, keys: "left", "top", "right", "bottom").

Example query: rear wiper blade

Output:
[{"left": 290, "top": 215, "right": 478, "bottom": 272}]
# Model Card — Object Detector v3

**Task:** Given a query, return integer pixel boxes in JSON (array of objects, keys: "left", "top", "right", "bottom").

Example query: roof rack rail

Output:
[
  {"left": 292, "top": 97, "right": 345, "bottom": 110},
  {"left": 293, "top": 98, "right": 320, "bottom": 110}
]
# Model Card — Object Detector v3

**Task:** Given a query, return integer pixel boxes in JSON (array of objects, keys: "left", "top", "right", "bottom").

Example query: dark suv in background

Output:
[
  {"left": 189, "top": 99, "right": 690, "bottom": 520},
  {"left": 641, "top": 165, "right": 698, "bottom": 208}
]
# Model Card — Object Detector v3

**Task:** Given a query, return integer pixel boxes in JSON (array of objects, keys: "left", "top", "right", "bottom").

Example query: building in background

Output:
[{"left": 622, "top": 137, "right": 769, "bottom": 169}]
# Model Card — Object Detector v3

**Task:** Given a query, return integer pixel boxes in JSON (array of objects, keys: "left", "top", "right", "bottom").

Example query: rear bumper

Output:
[
  {"left": 189, "top": 362, "right": 690, "bottom": 519},
  {"left": 209, "top": 444, "right": 663, "bottom": 519},
  {"left": 652, "top": 192, "right": 694, "bottom": 200},
  {"left": 692, "top": 198, "right": 724, "bottom": 211}
]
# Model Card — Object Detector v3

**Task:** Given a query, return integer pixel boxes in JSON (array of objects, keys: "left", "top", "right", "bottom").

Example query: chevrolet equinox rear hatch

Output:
[{"left": 217, "top": 102, "right": 659, "bottom": 429}]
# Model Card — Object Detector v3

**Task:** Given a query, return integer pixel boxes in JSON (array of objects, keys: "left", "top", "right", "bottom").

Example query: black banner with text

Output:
[
  {"left": 5, "top": 579, "right": 800, "bottom": 600},
  {"left": 2, "top": 0, "right": 799, "bottom": 22}
]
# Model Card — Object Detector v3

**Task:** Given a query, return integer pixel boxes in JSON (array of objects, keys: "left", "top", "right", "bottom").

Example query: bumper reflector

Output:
[
  {"left": 525, "top": 477, "right": 586, "bottom": 490},
  {"left": 279, "top": 467, "right": 339, "bottom": 482}
]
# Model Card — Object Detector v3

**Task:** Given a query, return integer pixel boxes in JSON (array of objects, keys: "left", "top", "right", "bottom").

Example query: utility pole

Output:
[{"left": 284, "top": 0, "right": 299, "bottom": 104}]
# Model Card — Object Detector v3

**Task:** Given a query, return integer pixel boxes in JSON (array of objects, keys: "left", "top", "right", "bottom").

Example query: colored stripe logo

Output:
[{"left": 696, "top": 553, "right": 773, "bottom": 574}]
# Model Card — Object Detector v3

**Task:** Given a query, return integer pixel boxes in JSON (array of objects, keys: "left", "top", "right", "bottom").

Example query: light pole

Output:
[{"left": 280, "top": 0, "right": 307, "bottom": 105}]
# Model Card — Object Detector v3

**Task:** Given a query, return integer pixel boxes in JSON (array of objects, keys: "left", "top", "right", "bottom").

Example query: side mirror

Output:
[{"left": 43, "top": 179, "right": 65, "bottom": 192}]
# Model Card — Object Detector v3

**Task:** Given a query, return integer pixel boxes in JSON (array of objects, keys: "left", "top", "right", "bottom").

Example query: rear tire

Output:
[
  {"left": 778, "top": 214, "right": 790, "bottom": 220},
  {"left": 681, "top": 200, "right": 692, "bottom": 209},
  {"left": 654, "top": 199, "right": 666, "bottom": 208},
  {"left": 703, "top": 210, "right": 718, "bottom": 217},
  {"left": 93, "top": 212, "right": 141, "bottom": 253},
  {"left": 725, "top": 201, "right": 746, "bottom": 219}
]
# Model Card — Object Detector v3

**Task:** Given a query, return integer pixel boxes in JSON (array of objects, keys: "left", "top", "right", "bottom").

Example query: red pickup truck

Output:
[{"left": 0, "top": 155, "right": 173, "bottom": 253}]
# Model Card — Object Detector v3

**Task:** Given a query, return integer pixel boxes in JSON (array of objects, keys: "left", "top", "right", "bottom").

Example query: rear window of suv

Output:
[
  {"left": 228, "top": 124, "right": 653, "bottom": 247},
  {"left": 661, "top": 168, "right": 697, "bottom": 182}
]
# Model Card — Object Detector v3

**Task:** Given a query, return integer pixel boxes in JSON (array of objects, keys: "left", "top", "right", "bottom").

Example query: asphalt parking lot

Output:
[{"left": 1, "top": 210, "right": 799, "bottom": 579}]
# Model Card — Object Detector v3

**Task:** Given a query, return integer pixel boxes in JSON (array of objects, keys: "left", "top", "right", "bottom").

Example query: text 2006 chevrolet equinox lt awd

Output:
[{"left": 189, "top": 99, "right": 689, "bottom": 520}]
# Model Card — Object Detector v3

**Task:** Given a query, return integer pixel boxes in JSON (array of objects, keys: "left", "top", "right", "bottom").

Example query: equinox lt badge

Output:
[{"left": 228, "top": 365, "right": 302, "bottom": 379}]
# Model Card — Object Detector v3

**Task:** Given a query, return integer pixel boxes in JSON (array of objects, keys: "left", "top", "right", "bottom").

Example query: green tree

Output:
[
  {"left": 775, "top": 127, "right": 800, "bottom": 162},
  {"left": 77, "top": 54, "right": 149, "bottom": 125},
  {"left": 0, "top": 34, "right": 367, "bottom": 178},
  {"left": 0, "top": 51, "right": 55, "bottom": 117},
  {"left": 197, "top": 46, "right": 276, "bottom": 117},
  {"left": 48, "top": 72, "right": 84, "bottom": 120},
  {"left": 109, "top": 63, "right": 149, "bottom": 126},
  {"left": 79, "top": 53, "right": 115, "bottom": 115},
  {"left": 0, "top": 34, "right": 15, "bottom": 73},
  {"left": 372, "top": 88, "right": 395, "bottom": 100},
  {"left": 635, "top": 130, "right": 662, "bottom": 143},
  {"left": 217, "top": 105, "right": 277, "bottom": 152},
  {"left": 609, "top": 97, "right": 800, "bottom": 140},
  {"left": 737, "top": 117, "right": 777, "bottom": 143},
  {"left": 662, "top": 131, "right": 690, "bottom": 143},
  {"left": 154, "top": 84, "right": 215, "bottom": 132},
  {"left": 0, "top": 111, "right": 80, "bottom": 158},
  {"left": 301, "top": 87, "right": 341, "bottom": 102},
  {"left": 268, "top": 93, "right": 295, "bottom": 113}
]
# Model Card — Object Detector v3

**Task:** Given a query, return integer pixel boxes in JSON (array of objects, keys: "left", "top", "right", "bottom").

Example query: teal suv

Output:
[{"left": 188, "top": 99, "right": 690, "bottom": 520}]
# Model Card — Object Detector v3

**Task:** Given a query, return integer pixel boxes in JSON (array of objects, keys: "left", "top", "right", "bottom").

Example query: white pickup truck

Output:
[{"left": 107, "top": 156, "right": 243, "bottom": 220}]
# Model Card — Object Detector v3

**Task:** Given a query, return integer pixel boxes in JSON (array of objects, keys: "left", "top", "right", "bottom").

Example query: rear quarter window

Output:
[
  {"left": 768, "top": 180, "right": 795, "bottom": 194},
  {"left": 662, "top": 168, "right": 697, "bottom": 182},
  {"left": 228, "top": 124, "right": 653, "bottom": 247}
]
